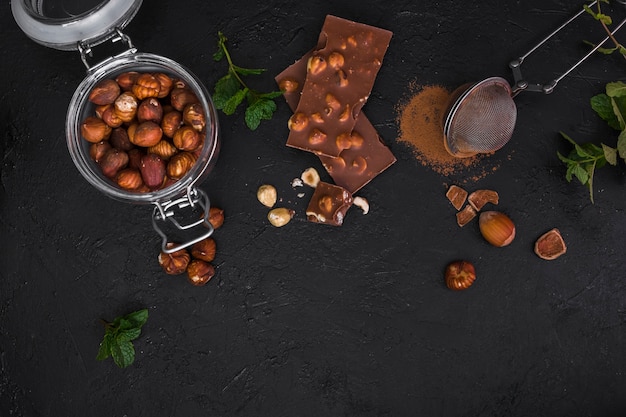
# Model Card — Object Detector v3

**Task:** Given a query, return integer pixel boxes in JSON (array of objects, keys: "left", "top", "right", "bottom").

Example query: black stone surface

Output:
[{"left": 2, "top": 1, "right": 626, "bottom": 416}]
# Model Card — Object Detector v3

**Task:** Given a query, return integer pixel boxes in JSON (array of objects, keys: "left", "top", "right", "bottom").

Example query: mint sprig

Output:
[
  {"left": 558, "top": 81, "right": 626, "bottom": 203},
  {"left": 583, "top": 0, "right": 626, "bottom": 58},
  {"left": 212, "top": 31, "right": 283, "bottom": 130},
  {"left": 96, "top": 308, "right": 148, "bottom": 369}
]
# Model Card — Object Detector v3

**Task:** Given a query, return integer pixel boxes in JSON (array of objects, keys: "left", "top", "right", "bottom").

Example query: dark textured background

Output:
[{"left": 2, "top": 0, "right": 626, "bottom": 416}]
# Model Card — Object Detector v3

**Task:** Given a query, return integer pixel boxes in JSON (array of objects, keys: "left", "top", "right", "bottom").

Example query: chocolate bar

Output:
[
  {"left": 285, "top": 15, "right": 393, "bottom": 158},
  {"left": 305, "top": 181, "right": 353, "bottom": 226},
  {"left": 276, "top": 17, "right": 396, "bottom": 193}
]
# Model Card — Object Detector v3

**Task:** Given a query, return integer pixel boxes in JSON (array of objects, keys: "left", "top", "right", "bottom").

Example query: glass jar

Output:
[{"left": 12, "top": 0, "right": 221, "bottom": 253}]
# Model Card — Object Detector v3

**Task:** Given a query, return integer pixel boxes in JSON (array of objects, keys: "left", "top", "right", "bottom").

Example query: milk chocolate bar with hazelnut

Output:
[
  {"left": 305, "top": 181, "right": 353, "bottom": 226},
  {"left": 276, "top": 24, "right": 396, "bottom": 193},
  {"left": 284, "top": 15, "right": 392, "bottom": 158}
]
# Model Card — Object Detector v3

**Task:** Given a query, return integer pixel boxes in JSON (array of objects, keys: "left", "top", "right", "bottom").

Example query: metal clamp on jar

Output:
[{"left": 12, "top": 0, "right": 221, "bottom": 253}]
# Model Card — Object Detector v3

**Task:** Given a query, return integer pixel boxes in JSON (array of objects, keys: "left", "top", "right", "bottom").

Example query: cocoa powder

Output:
[{"left": 396, "top": 83, "right": 499, "bottom": 180}]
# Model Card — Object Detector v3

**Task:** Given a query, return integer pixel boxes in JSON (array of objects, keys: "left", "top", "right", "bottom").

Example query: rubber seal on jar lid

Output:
[{"left": 11, "top": 0, "right": 143, "bottom": 51}]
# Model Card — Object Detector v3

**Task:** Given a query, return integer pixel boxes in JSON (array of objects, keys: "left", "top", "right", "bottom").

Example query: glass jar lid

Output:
[{"left": 11, "top": 0, "right": 142, "bottom": 51}]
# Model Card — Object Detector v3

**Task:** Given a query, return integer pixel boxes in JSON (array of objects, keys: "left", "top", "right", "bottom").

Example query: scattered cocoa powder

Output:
[{"left": 396, "top": 83, "right": 500, "bottom": 181}]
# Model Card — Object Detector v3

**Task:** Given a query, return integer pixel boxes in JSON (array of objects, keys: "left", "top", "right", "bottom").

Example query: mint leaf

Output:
[
  {"left": 602, "top": 143, "right": 617, "bottom": 165},
  {"left": 212, "top": 31, "right": 283, "bottom": 130},
  {"left": 97, "top": 309, "right": 148, "bottom": 369},
  {"left": 591, "top": 93, "right": 621, "bottom": 130},
  {"left": 606, "top": 81, "right": 626, "bottom": 98},
  {"left": 617, "top": 130, "right": 626, "bottom": 160}
]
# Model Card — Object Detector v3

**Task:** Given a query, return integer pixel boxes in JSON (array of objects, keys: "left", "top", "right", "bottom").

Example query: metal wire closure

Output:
[
  {"left": 152, "top": 188, "right": 215, "bottom": 254},
  {"left": 78, "top": 28, "right": 136, "bottom": 70}
]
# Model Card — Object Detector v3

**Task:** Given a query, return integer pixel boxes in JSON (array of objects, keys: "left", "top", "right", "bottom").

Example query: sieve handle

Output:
[{"left": 509, "top": 0, "right": 626, "bottom": 96}]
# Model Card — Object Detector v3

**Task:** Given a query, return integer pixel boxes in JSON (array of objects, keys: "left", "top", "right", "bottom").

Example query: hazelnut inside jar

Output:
[{"left": 66, "top": 53, "right": 220, "bottom": 205}]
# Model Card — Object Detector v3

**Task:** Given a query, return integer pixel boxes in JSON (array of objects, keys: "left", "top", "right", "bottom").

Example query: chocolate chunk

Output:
[
  {"left": 276, "top": 18, "right": 396, "bottom": 193},
  {"left": 285, "top": 15, "right": 392, "bottom": 158},
  {"left": 305, "top": 181, "right": 353, "bottom": 226}
]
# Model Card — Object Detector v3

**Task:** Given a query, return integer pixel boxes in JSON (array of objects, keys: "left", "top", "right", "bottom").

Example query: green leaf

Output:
[
  {"left": 572, "top": 164, "right": 589, "bottom": 185},
  {"left": 233, "top": 65, "right": 266, "bottom": 76},
  {"left": 96, "top": 333, "right": 113, "bottom": 361},
  {"left": 110, "top": 340, "right": 135, "bottom": 369},
  {"left": 117, "top": 328, "right": 142, "bottom": 342},
  {"left": 602, "top": 143, "right": 617, "bottom": 165},
  {"left": 611, "top": 97, "right": 626, "bottom": 130},
  {"left": 222, "top": 88, "right": 248, "bottom": 115},
  {"left": 617, "top": 130, "right": 626, "bottom": 160},
  {"left": 213, "top": 74, "right": 241, "bottom": 110},
  {"left": 605, "top": 81, "right": 626, "bottom": 98},
  {"left": 258, "top": 90, "right": 285, "bottom": 100},
  {"left": 124, "top": 309, "right": 149, "bottom": 328},
  {"left": 213, "top": 48, "right": 225, "bottom": 62},
  {"left": 245, "top": 98, "right": 277, "bottom": 130},
  {"left": 591, "top": 93, "right": 621, "bottom": 130}
]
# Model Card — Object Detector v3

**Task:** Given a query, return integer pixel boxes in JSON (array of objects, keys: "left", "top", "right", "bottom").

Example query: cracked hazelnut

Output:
[
  {"left": 161, "top": 111, "right": 183, "bottom": 138},
  {"left": 167, "top": 151, "right": 196, "bottom": 179},
  {"left": 288, "top": 112, "right": 308, "bottom": 132},
  {"left": 307, "top": 54, "right": 327, "bottom": 75},
  {"left": 88, "top": 79, "right": 120, "bottom": 105},
  {"left": 158, "top": 243, "right": 190, "bottom": 275},
  {"left": 81, "top": 116, "right": 112, "bottom": 143},
  {"left": 140, "top": 153, "right": 166, "bottom": 189},
  {"left": 191, "top": 238, "right": 216, "bottom": 262},
  {"left": 173, "top": 126, "right": 201, "bottom": 151},
  {"left": 131, "top": 121, "right": 163, "bottom": 147},
  {"left": 445, "top": 261, "right": 476, "bottom": 291},
  {"left": 99, "top": 148, "right": 129, "bottom": 178},
  {"left": 137, "top": 98, "right": 163, "bottom": 124},
  {"left": 132, "top": 73, "right": 161, "bottom": 100},
  {"left": 187, "top": 259, "right": 215, "bottom": 286}
]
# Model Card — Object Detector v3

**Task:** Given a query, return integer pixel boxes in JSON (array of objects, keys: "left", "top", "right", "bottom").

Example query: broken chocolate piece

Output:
[
  {"left": 446, "top": 184, "right": 468, "bottom": 211},
  {"left": 306, "top": 181, "right": 353, "bottom": 226},
  {"left": 456, "top": 205, "right": 477, "bottom": 227},
  {"left": 468, "top": 189, "right": 499, "bottom": 211},
  {"left": 285, "top": 15, "right": 393, "bottom": 158},
  {"left": 276, "top": 30, "right": 395, "bottom": 193}
]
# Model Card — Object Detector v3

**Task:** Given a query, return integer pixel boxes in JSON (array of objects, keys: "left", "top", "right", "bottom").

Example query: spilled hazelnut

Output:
[
  {"left": 158, "top": 243, "right": 190, "bottom": 275},
  {"left": 445, "top": 261, "right": 476, "bottom": 291},
  {"left": 479, "top": 211, "right": 516, "bottom": 247},
  {"left": 191, "top": 238, "right": 216, "bottom": 262},
  {"left": 268, "top": 207, "right": 295, "bottom": 227},
  {"left": 187, "top": 259, "right": 215, "bottom": 286},
  {"left": 208, "top": 207, "right": 225, "bottom": 229},
  {"left": 257, "top": 184, "right": 277, "bottom": 208}
]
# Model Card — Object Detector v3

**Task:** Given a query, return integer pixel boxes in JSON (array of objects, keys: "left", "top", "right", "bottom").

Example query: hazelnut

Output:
[
  {"left": 307, "top": 54, "right": 327, "bottom": 75},
  {"left": 445, "top": 261, "right": 476, "bottom": 291},
  {"left": 131, "top": 121, "right": 163, "bottom": 147},
  {"left": 81, "top": 116, "right": 112, "bottom": 143},
  {"left": 173, "top": 126, "right": 201, "bottom": 151},
  {"left": 336, "top": 69, "right": 349, "bottom": 87},
  {"left": 127, "top": 148, "right": 144, "bottom": 170},
  {"left": 352, "top": 196, "right": 369, "bottom": 214},
  {"left": 108, "top": 128, "right": 132, "bottom": 151},
  {"left": 288, "top": 112, "right": 308, "bottom": 132},
  {"left": 132, "top": 73, "right": 161, "bottom": 100},
  {"left": 88, "top": 79, "right": 120, "bottom": 105},
  {"left": 114, "top": 92, "right": 138, "bottom": 122},
  {"left": 140, "top": 153, "right": 166, "bottom": 189},
  {"left": 183, "top": 103, "right": 206, "bottom": 131},
  {"left": 170, "top": 87, "right": 199, "bottom": 111},
  {"left": 278, "top": 78, "right": 299, "bottom": 93},
  {"left": 137, "top": 98, "right": 163, "bottom": 124},
  {"left": 478, "top": 211, "right": 516, "bottom": 247},
  {"left": 89, "top": 140, "right": 111, "bottom": 163},
  {"left": 99, "top": 148, "right": 129, "bottom": 178},
  {"left": 336, "top": 133, "right": 352, "bottom": 151},
  {"left": 158, "top": 243, "right": 190, "bottom": 275},
  {"left": 267, "top": 207, "right": 294, "bottom": 227},
  {"left": 153, "top": 72, "right": 174, "bottom": 98},
  {"left": 191, "top": 238, "right": 216, "bottom": 262},
  {"left": 167, "top": 152, "right": 196, "bottom": 179},
  {"left": 534, "top": 228, "right": 567, "bottom": 260},
  {"left": 161, "top": 111, "right": 183, "bottom": 138},
  {"left": 186, "top": 259, "right": 215, "bottom": 286},
  {"left": 101, "top": 105, "right": 124, "bottom": 128},
  {"left": 257, "top": 184, "right": 277, "bottom": 208},
  {"left": 148, "top": 140, "right": 178, "bottom": 160},
  {"left": 328, "top": 52, "right": 345, "bottom": 69},
  {"left": 301, "top": 167, "right": 320, "bottom": 188},
  {"left": 349, "top": 156, "right": 367, "bottom": 174},
  {"left": 115, "top": 71, "right": 139, "bottom": 91},
  {"left": 308, "top": 129, "right": 327, "bottom": 145},
  {"left": 116, "top": 168, "right": 144, "bottom": 190},
  {"left": 208, "top": 207, "right": 224, "bottom": 229}
]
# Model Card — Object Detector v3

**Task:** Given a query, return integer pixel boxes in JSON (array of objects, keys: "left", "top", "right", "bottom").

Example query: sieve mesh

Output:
[{"left": 443, "top": 77, "right": 517, "bottom": 158}]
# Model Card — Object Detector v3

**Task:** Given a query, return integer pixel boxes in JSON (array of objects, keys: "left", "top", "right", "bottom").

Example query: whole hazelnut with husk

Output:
[
  {"left": 191, "top": 237, "right": 216, "bottom": 262},
  {"left": 534, "top": 228, "right": 567, "bottom": 260},
  {"left": 81, "top": 116, "right": 112, "bottom": 143},
  {"left": 479, "top": 211, "right": 515, "bottom": 247},
  {"left": 187, "top": 259, "right": 215, "bottom": 286},
  {"left": 158, "top": 243, "right": 191, "bottom": 275},
  {"left": 445, "top": 261, "right": 476, "bottom": 291},
  {"left": 88, "top": 79, "right": 120, "bottom": 105},
  {"left": 99, "top": 148, "right": 129, "bottom": 178}
]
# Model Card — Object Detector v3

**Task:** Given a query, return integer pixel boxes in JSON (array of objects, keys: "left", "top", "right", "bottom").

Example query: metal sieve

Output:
[{"left": 444, "top": 0, "right": 626, "bottom": 158}]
